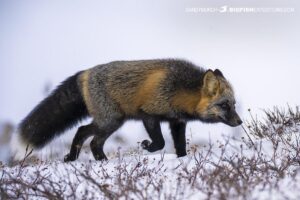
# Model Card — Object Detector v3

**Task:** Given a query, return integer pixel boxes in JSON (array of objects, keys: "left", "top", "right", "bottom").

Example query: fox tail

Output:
[{"left": 10, "top": 72, "right": 89, "bottom": 159}]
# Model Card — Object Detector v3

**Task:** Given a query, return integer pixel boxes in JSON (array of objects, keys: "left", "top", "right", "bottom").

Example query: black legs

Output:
[
  {"left": 64, "top": 123, "right": 98, "bottom": 162},
  {"left": 169, "top": 120, "right": 187, "bottom": 157},
  {"left": 141, "top": 118, "right": 165, "bottom": 152},
  {"left": 64, "top": 118, "right": 123, "bottom": 162},
  {"left": 90, "top": 119, "right": 123, "bottom": 160},
  {"left": 141, "top": 118, "right": 187, "bottom": 157},
  {"left": 64, "top": 118, "right": 187, "bottom": 162}
]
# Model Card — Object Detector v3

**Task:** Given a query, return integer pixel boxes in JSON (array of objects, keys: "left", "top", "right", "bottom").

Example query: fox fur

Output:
[{"left": 11, "top": 59, "right": 242, "bottom": 161}]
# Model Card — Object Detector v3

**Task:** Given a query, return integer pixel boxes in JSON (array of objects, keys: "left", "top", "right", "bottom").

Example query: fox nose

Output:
[{"left": 237, "top": 118, "right": 243, "bottom": 125}]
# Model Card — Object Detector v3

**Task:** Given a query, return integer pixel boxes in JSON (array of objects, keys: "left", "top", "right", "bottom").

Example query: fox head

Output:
[{"left": 196, "top": 69, "right": 242, "bottom": 127}]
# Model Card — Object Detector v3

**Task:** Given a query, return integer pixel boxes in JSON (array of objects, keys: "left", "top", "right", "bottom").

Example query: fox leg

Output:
[
  {"left": 141, "top": 118, "right": 165, "bottom": 152},
  {"left": 90, "top": 118, "right": 124, "bottom": 160},
  {"left": 169, "top": 120, "right": 187, "bottom": 157},
  {"left": 64, "top": 123, "right": 98, "bottom": 162}
]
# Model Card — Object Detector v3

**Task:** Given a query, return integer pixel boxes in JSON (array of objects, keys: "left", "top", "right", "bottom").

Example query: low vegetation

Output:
[{"left": 1, "top": 106, "right": 300, "bottom": 199}]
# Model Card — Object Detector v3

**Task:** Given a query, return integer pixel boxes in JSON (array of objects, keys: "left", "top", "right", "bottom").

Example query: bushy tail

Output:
[{"left": 15, "top": 72, "right": 89, "bottom": 152}]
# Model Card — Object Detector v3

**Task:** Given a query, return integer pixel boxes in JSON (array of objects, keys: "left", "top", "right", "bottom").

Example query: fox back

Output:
[{"left": 84, "top": 59, "right": 241, "bottom": 125}]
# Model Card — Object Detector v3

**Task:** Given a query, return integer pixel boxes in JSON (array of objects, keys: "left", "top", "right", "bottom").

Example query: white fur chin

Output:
[{"left": 10, "top": 129, "right": 34, "bottom": 161}]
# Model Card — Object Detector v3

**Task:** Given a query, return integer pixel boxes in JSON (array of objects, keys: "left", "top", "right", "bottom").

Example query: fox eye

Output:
[{"left": 219, "top": 102, "right": 230, "bottom": 110}]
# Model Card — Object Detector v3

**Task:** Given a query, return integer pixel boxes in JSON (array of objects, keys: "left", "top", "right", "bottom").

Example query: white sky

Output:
[{"left": 0, "top": 0, "right": 299, "bottom": 145}]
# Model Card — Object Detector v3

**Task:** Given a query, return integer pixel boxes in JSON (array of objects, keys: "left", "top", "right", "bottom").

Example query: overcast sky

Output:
[{"left": 0, "top": 1, "right": 299, "bottom": 143}]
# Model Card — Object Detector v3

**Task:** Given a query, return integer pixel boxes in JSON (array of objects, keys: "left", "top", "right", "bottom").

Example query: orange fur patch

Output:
[
  {"left": 113, "top": 68, "right": 168, "bottom": 115},
  {"left": 196, "top": 86, "right": 220, "bottom": 114},
  {"left": 80, "top": 70, "right": 93, "bottom": 115},
  {"left": 171, "top": 91, "right": 201, "bottom": 114},
  {"left": 134, "top": 69, "right": 167, "bottom": 109},
  {"left": 196, "top": 97, "right": 210, "bottom": 113}
]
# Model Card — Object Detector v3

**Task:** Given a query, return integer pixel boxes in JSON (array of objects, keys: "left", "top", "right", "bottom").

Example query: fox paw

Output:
[
  {"left": 141, "top": 140, "right": 165, "bottom": 152},
  {"left": 93, "top": 153, "right": 108, "bottom": 161},
  {"left": 64, "top": 153, "right": 76, "bottom": 162},
  {"left": 141, "top": 140, "right": 151, "bottom": 149}
]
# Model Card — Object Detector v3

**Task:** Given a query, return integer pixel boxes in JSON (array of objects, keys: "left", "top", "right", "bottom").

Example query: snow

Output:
[
  {"left": 2, "top": 111, "right": 300, "bottom": 199},
  {"left": 2, "top": 149, "right": 300, "bottom": 199}
]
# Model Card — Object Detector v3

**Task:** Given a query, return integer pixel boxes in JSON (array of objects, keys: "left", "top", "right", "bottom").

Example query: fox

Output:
[{"left": 11, "top": 59, "right": 242, "bottom": 162}]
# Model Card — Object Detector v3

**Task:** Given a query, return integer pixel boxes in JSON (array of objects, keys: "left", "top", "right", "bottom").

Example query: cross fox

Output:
[{"left": 11, "top": 59, "right": 242, "bottom": 161}]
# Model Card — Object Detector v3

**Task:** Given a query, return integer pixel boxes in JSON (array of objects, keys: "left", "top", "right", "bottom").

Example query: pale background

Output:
[{"left": 0, "top": 0, "right": 299, "bottom": 161}]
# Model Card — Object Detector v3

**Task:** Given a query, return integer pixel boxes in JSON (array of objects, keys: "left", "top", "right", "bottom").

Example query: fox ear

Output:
[
  {"left": 214, "top": 69, "right": 224, "bottom": 78},
  {"left": 203, "top": 70, "right": 219, "bottom": 96}
]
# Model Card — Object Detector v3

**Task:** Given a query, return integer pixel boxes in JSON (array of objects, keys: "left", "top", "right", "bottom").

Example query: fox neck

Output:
[{"left": 171, "top": 89, "right": 201, "bottom": 116}]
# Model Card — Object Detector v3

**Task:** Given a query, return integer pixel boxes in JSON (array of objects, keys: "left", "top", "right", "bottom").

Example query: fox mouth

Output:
[
  {"left": 225, "top": 121, "right": 241, "bottom": 127},
  {"left": 218, "top": 116, "right": 242, "bottom": 127}
]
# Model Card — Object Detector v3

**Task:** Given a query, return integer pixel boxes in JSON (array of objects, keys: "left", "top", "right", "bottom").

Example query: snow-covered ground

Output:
[
  {"left": 2, "top": 144, "right": 300, "bottom": 199},
  {"left": 1, "top": 107, "right": 300, "bottom": 199}
]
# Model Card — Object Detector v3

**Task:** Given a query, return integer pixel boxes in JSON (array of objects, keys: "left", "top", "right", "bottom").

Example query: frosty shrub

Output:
[{"left": 1, "top": 106, "right": 300, "bottom": 200}]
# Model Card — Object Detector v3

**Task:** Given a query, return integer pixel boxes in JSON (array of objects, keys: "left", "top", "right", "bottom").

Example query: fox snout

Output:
[
  {"left": 223, "top": 110, "right": 243, "bottom": 127},
  {"left": 227, "top": 114, "right": 243, "bottom": 127}
]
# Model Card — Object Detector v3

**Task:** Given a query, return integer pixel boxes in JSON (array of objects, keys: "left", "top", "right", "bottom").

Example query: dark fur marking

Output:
[
  {"left": 214, "top": 69, "right": 224, "bottom": 78},
  {"left": 163, "top": 59, "right": 205, "bottom": 92}
]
